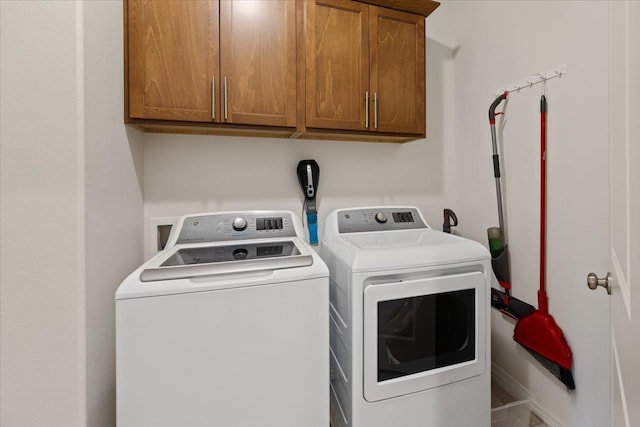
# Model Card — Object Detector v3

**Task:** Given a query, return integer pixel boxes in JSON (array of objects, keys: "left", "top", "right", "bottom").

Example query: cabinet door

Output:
[
  {"left": 220, "top": 0, "right": 296, "bottom": 127},
  {"left": 305, "top": 0, "right": 369, "bottom": 131},
  {"left": 370, "top": 7, "right": 425, "bottom": 135},
  {"left": 128, "top": 0, "right": 218, "bottom": 122}
]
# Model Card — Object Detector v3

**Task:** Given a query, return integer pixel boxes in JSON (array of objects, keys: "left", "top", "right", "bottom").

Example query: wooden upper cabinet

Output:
[
  {"left": 127, "top": 0, "right": 218, "bottom": 122},
  {"left": 305, "top": 0, "right": 370, "bottom": 131},
  {"left": 126, "top": 0, "right": 429, "bottom": 140},
  {"left": 127, "top": 0, "right": 296, "bottom": 127},
  {"left": 304, "top": 0, "right": 425, "bottom": 136},
  {"left": 370, "top": 7, "right": 425, "bottom": 134},
  {"left": 220, "top": 0, "right": 297, "bottom": 127}
]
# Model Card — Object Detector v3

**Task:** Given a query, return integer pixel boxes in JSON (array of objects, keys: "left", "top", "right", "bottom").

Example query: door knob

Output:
[{"left": 586, "top": 272, "right": 611, "bottom": 295}]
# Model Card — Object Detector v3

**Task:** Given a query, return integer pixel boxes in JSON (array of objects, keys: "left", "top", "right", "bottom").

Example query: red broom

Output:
[{"left": 513, "top": 95, "right": 576, "bottom": 390}]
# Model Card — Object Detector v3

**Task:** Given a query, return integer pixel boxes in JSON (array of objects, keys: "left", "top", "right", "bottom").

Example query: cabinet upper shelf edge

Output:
[{"left": 352, "top": 0, "right": 440, "bottom": 18}]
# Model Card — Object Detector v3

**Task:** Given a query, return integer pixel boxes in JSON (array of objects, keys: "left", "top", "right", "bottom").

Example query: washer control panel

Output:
[
  {"left": 176, "top": 212, "right": 296, "bottom": 244},
  {"left": 337, "top": 207, "right": 427, "bottom": 233}
]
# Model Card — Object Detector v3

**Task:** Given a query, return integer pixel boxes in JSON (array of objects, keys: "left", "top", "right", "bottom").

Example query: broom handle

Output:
[{"left": 539, "top": 95, "right": 549, "bottom": 314}]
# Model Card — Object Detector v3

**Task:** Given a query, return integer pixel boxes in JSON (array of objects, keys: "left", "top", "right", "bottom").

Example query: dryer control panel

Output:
[
  {"left": 337, "top": 207, "right": 428, "bottom": 233},
  {"left": 175, "top": 212, "right": 297, "bottom": 244}
]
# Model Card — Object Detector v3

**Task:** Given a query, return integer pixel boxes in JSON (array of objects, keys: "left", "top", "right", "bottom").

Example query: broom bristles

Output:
[{"left": 526, "top": 348, "right": 576, "bottom": 390}]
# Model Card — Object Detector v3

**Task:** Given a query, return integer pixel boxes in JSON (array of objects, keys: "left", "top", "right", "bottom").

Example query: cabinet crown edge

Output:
[{"left": 352, "top": 0, "right": 440, "bottom": 18}]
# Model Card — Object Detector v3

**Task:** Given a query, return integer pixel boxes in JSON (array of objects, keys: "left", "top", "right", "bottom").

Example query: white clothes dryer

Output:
[
  {"left": 116, "top": 211, "right": 328, "bottom": 427},
  {"left": 321, "top": 206, "right": 491, "bottom": 427}
]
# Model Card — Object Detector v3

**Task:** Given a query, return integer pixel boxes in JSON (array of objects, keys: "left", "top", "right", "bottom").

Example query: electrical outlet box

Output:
[
  {"left": 147, "top": 217, "right": 179, "bottom": 260},
  {"left": 156, "top": 224, "right": 172, "bottom": 251}
]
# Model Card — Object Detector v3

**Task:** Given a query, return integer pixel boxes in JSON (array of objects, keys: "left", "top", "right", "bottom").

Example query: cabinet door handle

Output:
[
  {"left": 211, "top": 76, "right": 216, "bottom": 120},
  {"left": 365, "top": 91, "right": 369, "bottom": 129},
  {"left": 374, "top": 92, "right": 378, "bottom": 130},
  {"left": 224, "top": 76, "right": 228, "bottom": 121}
]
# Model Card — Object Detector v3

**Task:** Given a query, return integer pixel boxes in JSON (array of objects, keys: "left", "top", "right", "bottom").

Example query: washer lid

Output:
[{"left": 140, "top": 238, "right": 313, "bottom": 282}]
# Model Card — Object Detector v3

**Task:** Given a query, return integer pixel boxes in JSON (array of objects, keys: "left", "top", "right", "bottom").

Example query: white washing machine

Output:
[
  {"left": 116, "top": 211, "right": 328, "bottom": 427},
  {"left": 321, "top": 206, "right": 491, "bottom": 427}
]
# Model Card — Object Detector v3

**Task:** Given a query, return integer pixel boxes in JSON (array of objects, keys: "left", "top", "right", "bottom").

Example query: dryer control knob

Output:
[
  {"left": 232, "top": 217, "right": 248, "bottom": 231},
  {"left": 375, "top": 212, "right": 388, "bottom": 224}
]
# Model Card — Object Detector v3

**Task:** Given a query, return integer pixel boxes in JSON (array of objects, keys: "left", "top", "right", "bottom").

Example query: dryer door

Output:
[{"left": 363, "top": 271, "right": 486, "bottom": 402}]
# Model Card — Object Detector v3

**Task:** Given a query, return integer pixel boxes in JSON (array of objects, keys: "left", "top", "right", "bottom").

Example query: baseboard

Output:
[
  {"left": 491, "top": 362, "right": 531, "bottom": 401},
  {"left": 491, "top": 363, "right": 565, "bottom": 427},
  {"left": 530, "top": 401, "right": 565, "bottom": 427}
]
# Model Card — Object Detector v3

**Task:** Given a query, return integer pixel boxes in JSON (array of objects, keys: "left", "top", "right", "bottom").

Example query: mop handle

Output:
[
  {"left": 489, "top": 91, "right": 508, "bottom": 124},
  {"left": 489, "top": 92, "right": 509, "bottom": 239},
  {"left": 539, "top": 95, "right": 549, "bottom": 313}
]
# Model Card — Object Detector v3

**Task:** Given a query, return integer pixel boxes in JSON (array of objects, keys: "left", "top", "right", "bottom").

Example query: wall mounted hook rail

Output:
[{"left": 495, "top": 64, "right": 567, "bottom": 97}]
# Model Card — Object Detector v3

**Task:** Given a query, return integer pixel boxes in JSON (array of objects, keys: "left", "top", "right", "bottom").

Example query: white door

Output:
[{"left": 607, "top": 2, "right": 640, "bottom": 426}]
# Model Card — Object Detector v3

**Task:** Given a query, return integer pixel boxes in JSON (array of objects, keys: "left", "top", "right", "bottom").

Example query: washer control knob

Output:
[
  {"left": 375, "top": 212, "right": 388, "bottom": 224},
  {"left": 232, "top": 217, "right": 248, "bottom": 231}
]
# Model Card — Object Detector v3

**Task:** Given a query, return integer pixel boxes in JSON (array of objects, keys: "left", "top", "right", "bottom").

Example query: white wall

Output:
[
  {"left": 84, "top": 2, "right": 144, "bottom": 427},
  {"left": 1, "top": 2, "right": 86, "bottom": 425},
  {"left": 1, "top": 1, "right": 144, "bottom": 426},
  {"left": 446, "top": 1, "right": 610, "bottom": 425},
  {"left": 142, "top": 132, "right": 450, "bottom": 253}
]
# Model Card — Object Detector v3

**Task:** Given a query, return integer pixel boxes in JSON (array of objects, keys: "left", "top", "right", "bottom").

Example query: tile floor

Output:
[{"left": 491, "top": 381, "right": 548, "bottom": 427}]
